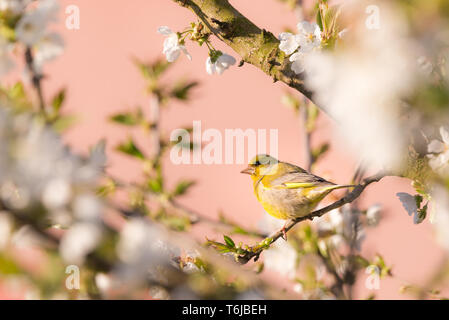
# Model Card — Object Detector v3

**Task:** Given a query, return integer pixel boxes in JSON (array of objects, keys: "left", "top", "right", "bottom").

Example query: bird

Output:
[{"left": 241, "top": 154, "right": 355, "bottom": 240}]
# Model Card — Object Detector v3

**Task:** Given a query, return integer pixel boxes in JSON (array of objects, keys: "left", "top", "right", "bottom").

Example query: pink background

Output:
[{"left": 4, "top": 0, "right": 447, "bottom": 299}]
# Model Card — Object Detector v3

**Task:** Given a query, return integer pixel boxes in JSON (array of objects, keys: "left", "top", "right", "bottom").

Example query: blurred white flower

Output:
[
  {"left": 293, "top": 283, "right": 303, "bottom": 294},
  {"left": 264, "top": 240, "right": 297, "bottom": 279},
  {"left": 427, "top": 126, "right": 449, "bottom": 177},
  {"left": 149, "top": 286, "right": 170, "bottom": 300},
  {"left": 296, "top": 21, "right": 322, "bottom": 53},
  {"left": 15, "top": 10, "right": 47, "bottom": 45},
  {"left": 117, "top": 218, "right": 173, "bottom": 265},
  {"left": 341, "top": 205, "right": 365, "bottom": 250},
  {"left": 95, "top": 273, "right": 114, "bottom": 296},
  {"left": 12, "top": 225, "right": 48, "bottom": 248},
  {"left": 88, "top": 139, "right": 107, "bottom": 171},
  {"left": 205, "top": 53, "right": 236, "bottom": 75},
  {"left": 366, "top": 204, "right": 382, "bottom": 226},
  {"left": 157, "top": 26, "right": 191, "bottom": 62},
  {"left": 432, "top": 186, "right": 449, "bottom": 251},
  {"left": 115, "top": 219, "right": 177, "bottom": 289},
  {"left": 279, "top": 32, "right": 300, "bottom": 55},
  {"left": 289, "top": 52, "right": 305, "bottom": 74},
  {"left": 303, "top": 6, "right": 415, "bottom": 170},
  {"left": 0, "top": 212, "right": 12, "bottom": 249},
  {"left": 0, "top": 0, "right": 30, "bottom": 15},
  {"left": 396, "top": 192, "right": 424, "bottom": 224},
  {"left": 0, "top": 110, "right": 103, "bottom": 229},
  {"left": 258, "top": 211, "right": 284, "bottom": 234},
  {"left": 417, "top": 56, "right": 433, "bottom": 76},
  {"left": 314, "top": 209, "right": 343, "bottom": 235},
  {"left": 34, "top": 33, "right": 64, "bottom": 69},
  {"left": 182, "top": 262, "right": 199, "bottom": 274},
  {"left": 0, "top": 37, "right": 14, "bottom": 76},
  {"left": 73, "top": 194, "right": 102, "bottom": 222},
  {"left": 338, "top": 28, "right": 349, "bottom": 39},
  {"left": 42, "top": 178, "right": 72, "bottom": 209},
  {"left": 59, "top": 222, "right": 102, "bottom": 264}
]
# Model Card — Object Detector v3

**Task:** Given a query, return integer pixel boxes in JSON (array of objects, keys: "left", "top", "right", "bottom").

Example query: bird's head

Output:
[{"left": 240, "top": 154, "right": 279, "bottom": 177}]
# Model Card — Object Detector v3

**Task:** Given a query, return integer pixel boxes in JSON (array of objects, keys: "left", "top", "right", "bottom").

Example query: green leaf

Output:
[
  {"left": 206, "top": 239, "right": 234, "bottom": 253},
  {"left": 52, "top": 115, "right": 78, "bottom": 133},
  {"left": 110, "top": 112, "right": 140, "bottom": 126},
  {"left": 133, "top": 58, "right": 170, "bottom": 81},
  {"left": 51, "top": 89, "right": 66, "bottom": 113},
  {"left": 172, "top": 180, "right": 195, "bottom": 197},
  {"left": 170, "top": 81, "right": 199, "bottom": 101},
  {"left": 0, "top": 254, "right": 21, "bottom": 275},
  {"left": 116, "top": 138, "right": 145, "bottom": 160},
  {"left": 9, "top": 82, "right": 26, "bottom": 100},
  {"left": 312, "top": 143, "right": 330, "bottom": 163},
  {"left": 147, "top": 178, "right": 163, "bottom": 193},
  {"left": 223, "top": 235, "right": 235, "bottom": 248}
]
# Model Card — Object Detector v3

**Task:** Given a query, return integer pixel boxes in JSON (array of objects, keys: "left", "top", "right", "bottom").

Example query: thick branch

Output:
[
  {"left": 237, "top": 171, "right": 388, "bottom": 264},
  {"left": 172, "top": 0, "right": 316, "bottom": 105}
]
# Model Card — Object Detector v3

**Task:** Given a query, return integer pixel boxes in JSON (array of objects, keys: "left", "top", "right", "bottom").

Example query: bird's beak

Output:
[{"left": 240, "top": 166, "right": 255, "bottom": 175}]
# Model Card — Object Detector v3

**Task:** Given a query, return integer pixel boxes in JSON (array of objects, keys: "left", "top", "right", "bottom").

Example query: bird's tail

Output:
[{"left": 321, "top": 184, "right": 356, "bottom": 192}]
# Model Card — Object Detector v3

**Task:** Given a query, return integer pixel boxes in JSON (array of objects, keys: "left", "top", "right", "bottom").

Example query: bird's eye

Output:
[{"left": 254, "top": 160, "right": 261, "bottom": 166}]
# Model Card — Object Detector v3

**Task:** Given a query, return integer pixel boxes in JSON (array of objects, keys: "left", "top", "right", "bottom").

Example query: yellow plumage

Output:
[{"left": 241, "top": 155, "right": 354, "bottom": 221}]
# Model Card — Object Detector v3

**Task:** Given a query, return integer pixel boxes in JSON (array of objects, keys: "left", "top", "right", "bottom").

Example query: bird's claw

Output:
[{"left": 281, "top": 227, "right": 287, "bottom": 241}]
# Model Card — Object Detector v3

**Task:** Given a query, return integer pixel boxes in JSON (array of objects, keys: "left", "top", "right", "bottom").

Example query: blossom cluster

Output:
[
  {"left": 278, "top": 21, "right": 322, "bottom": 74},
  {"left": 0, "top": 0, "right": 64, "bottom": 76},
  {"left": 157, "top": 25, "right": 236, "bottom": 75}
]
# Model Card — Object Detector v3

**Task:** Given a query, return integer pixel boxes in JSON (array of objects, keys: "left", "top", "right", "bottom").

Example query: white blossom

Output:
[
  {"left": 72, "top": 193, "right": 102, "bottom": 222},
  {"left": 289, "top": 52, "right": 305, "bottom": 74},
  {"left": 205, "top": 53, "right": 236, "bottom": 75},
  {"left": 59, "top": 222, "right": 102, "bottom": 264},
  {"left": 279, "top": 32, "right": 300, "bottom": 55},
  {"left": 0, "top": 37, "right": 14, "bottom": 76},
  {"left": 258, "top": 211, "right": 284, "bottom": 234},
  {"left": 264, "top": 240, "right": 297, "bottom": 279},
  {"left": 417, "top": 56, "right": 433, "bottom": 76},
  {"left": 432, "top": 186, "right": 449, "bottom": 252},
  {"left": 427, "top": 126, "right": 449, "bottom": 177},
  {"left": 34, "top": 33, "right": 64, "bottom": 69},
  {"left": 366, "top": 204, "right": 382, "bottom": 226},
  {"left": 0, "top": 212, "right": 12, "bottom": 249},
  {"left": 42, "top": 178, "right": 72, "bottom": 209},
  {"left": 302, "top": 5, "right": 416, "bottom": 170},
  {"left": 0, "top": 0, "right": 30, "bottom": 15},
  {"left": 157, "top": 26, "right": 191, "bottom": 62},
  {"left": 296, "top": 21, "right": 322, "bottom": 53}
]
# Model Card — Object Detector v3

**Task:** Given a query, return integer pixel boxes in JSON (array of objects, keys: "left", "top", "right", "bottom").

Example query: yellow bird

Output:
[{"left": 241, "top": 154, "right": 354, "bottom": 238}]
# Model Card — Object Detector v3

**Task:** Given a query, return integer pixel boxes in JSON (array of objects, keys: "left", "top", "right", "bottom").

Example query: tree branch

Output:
[
  {"left": 237, "top": 171, "right": 389, "bottom": 264},
  {"left": 171, "top": 0, "right": 317, "bottom": 106}
]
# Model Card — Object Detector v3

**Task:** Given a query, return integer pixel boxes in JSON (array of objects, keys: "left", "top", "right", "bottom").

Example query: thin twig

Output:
[{"left": 25, "top": 47, "right": 46, "bottom": 114}]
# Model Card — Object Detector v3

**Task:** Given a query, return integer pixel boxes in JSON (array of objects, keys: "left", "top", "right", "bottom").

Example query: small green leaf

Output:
[
  {"left": 116, "top": 138, "right": 145, "bottom": 160},
  {"left": 312, "top": 143, "right": 330, "bottom": 163},
  {"left": 110, "top": 112, "right": 140, "bottom": 126},
  {"left": 223, "top": 235, "right": 235, "bottom": 248},
  {"left": 147, "top": 178, "right": 163, "bottom": 193},
  {"left": 172, "top": 180, "right": 195, "bottom": 197},
  {"left": 51, "top": 89, "right": 66, "bottom": 112},
  {"left": 171, "top": 81, "right": 199, "bottom": 101}
]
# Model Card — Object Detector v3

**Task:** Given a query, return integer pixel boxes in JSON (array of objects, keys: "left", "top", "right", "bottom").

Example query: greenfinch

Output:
[{"left": 241, "top": 154, "right": 354, "bottom": 237}]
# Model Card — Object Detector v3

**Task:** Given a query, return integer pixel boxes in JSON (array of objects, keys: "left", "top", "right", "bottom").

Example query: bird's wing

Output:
[{"left": 265, "top": 163, "right": 335, "bottom": 189}]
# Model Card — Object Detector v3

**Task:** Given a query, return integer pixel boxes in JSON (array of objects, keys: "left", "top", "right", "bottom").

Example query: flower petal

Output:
[
  {"left": 205, "top": 57, "right": 215, "bottom": 75},
  {"left": 157, "top": 26, "right": 173, "bottom": 36},
  {"left": 440, "top": 126, "right": 449, "bottom": 145},
  {"left": 279, "top": 32, "right": 299, "bottom": 55},
  {"left": 428, "top": 139, "right": 445, "bottom": 154}
]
